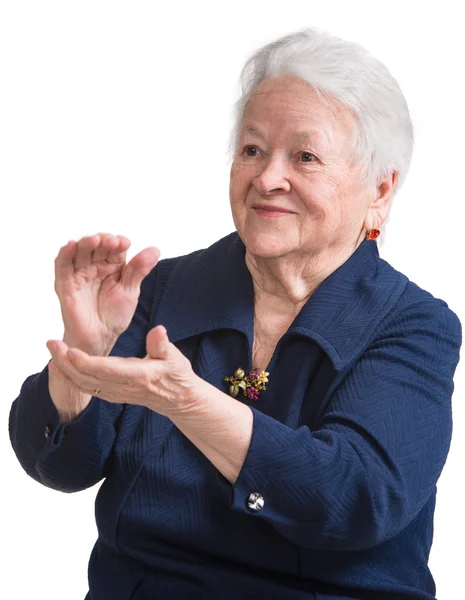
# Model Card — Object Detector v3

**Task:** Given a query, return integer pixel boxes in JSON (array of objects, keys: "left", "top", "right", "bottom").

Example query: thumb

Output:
[
  {"left": 146, "top": 325, "right": 171, "bottom": 360},
  {"left": 121, "top": 246, "right": 161, "bottom": 290}
]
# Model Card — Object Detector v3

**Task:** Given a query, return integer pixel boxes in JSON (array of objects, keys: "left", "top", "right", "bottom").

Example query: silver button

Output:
[
  {"left": 247, "top": 492, "right": 264, "bottom": 512},
  {"left": 44, "top": 425, "right": 51, "bottom": 439}
]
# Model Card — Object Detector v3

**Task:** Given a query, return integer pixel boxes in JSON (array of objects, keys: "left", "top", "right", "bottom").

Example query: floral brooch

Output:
[{"left": 224, "top": 367, "right": 269, "bottom": 401}]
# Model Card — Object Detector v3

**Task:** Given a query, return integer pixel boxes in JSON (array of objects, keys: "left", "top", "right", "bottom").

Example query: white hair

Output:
[{"left": 226, "top": 27, "right": 414, "bottom": 200}]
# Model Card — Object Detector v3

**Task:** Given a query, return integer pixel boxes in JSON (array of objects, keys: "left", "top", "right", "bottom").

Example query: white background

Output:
[{"left": 1, "top": 1, "right": 463, "bottom": 598}]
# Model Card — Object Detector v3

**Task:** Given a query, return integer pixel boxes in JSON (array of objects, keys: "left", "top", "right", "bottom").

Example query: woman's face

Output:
[{"left": 229, "top": 74, "right": 375, "bottom": 260}]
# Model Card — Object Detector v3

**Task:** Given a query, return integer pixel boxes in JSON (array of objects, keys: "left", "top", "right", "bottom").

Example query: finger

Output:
[
  {"left": 91, "top": 233, "right": 131, "bottom": 264},
  {"left": 73, "top": 235, "right": 102, "bottom": 269},
  {"left": 65, "top": 346, "right": 113, "bottom": 378},
  {"left": 54, "top": 241, "right": 78, "bottom": 291},
  {"left": 120, "top": 246, "right": 161, "bottom": 291},
  {"left": 91, "top": 233, "right": 118, "bottom": 263},
  {"left": 48, "top": 356, "right": 68, "bottom": 380},
  {"left": 146, "top": 325, "right": 171, "bottom": 360},
  {"left": 105, "top": 235, "right": 132, "bottom": 265},
  {"left": 46, "top": 340, "right": 101, "bottom": 392},
  {"left": 66, "top": 347, "right": 142, "bottom": 383}
]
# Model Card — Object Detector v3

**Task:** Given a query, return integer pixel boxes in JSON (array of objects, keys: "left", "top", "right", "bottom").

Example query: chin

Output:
[{"left": 242, "top": 228, "right": 294, "bottom": 258}]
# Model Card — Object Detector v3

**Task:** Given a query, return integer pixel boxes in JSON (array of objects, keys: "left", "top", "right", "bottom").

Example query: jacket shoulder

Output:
[{"left": 376, "top": 257, "right": 462, "bottom": 344}]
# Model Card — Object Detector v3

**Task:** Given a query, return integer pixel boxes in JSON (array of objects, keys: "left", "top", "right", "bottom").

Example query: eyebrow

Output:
[{"left": 243, "top": 126, "right": 323, "bottom": 144}]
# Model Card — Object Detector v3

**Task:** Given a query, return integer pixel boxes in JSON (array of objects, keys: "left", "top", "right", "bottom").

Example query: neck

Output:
[{"left": 245, "top": 237, "right": 364, "bottom": 316}]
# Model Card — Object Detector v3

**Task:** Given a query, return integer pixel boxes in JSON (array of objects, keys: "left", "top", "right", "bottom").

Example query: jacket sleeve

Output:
[
  {"left": 217, "top": 300, "right": 462, "bottom": 551},
  {"left": 8, "top": 266, "right": 158, "bottom": 493}
]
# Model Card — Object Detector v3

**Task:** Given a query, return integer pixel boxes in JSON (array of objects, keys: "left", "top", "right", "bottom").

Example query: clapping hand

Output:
[{"left": 46, "top": 324, "right": 201, "bottom": 419}]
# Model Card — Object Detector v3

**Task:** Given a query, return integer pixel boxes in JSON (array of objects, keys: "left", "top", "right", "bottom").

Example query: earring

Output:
[{"left": 366, "top": 229, "right": 380, "bottom": 240}]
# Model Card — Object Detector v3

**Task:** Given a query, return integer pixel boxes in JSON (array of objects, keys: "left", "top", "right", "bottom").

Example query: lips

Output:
[{"left": 252, "top": 205, "right": 295, "bottom": 214}]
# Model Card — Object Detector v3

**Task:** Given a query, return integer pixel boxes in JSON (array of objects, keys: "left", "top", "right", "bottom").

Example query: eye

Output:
[
  {"left": 242, "top": 145, "right": 259, "bottom": 157},
  {"left": 299, "top": 151, "right": 317, "bottom": 162}
]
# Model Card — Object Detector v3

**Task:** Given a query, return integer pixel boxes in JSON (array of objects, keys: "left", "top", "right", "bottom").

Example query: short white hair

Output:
[{"left": 226, "top": 27, "right": 414, "bottom": 197}]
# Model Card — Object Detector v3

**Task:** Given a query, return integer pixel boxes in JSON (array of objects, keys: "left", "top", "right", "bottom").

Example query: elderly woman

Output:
[{"left": 9, "top": 27, "right": 462, "bottom": 600}]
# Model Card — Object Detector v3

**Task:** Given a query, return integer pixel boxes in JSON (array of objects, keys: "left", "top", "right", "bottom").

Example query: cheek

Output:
[
  {"left": 316, "top": 168, "right": 357, "bottom": 200},
  {"left": 317, "top": 169, "right": 350, "bottom": 195},
  {"left": 229, "top": 164, "right": 252, "bottom": 203},
  {"left": 299, "top": 172, "right": 340, "bottom": 217},
  {"left": 299, "top": 171, "right": 359, "bottom": 226}
]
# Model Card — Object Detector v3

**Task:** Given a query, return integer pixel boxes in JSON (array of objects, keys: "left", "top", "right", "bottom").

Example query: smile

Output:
[{"left": 253, "top": 208, "right": 295, "bottom": 218}]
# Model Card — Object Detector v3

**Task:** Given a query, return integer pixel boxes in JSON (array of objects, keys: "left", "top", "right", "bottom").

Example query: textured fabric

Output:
[{"left": 9, "top": 231, "right": 462, "bottom": 600}]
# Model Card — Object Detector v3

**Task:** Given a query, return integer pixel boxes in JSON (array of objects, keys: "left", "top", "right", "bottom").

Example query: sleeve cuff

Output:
[
  {"left": 216, "top": 406, "right": 292, "bottom": 517},
  {"left": 36, "top": 360, "right": 100, "bottom": 450}
]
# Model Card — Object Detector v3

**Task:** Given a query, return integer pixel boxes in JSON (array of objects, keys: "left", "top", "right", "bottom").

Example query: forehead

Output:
[{"left": 241, "top": 74, "right": 354, "bottom": 146}]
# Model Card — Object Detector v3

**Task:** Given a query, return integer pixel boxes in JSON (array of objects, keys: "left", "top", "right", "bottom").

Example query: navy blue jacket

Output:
[{"left": 9, "top": 232, "right": 462, "bottom": 599}]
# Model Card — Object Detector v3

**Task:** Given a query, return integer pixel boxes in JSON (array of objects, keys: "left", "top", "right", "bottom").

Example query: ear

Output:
[
  {"left": 366, "top": 171, "right": 397, "bottom": 228},
  {"left": 376, "top": 171, "right": 397, "bottom": 211}
]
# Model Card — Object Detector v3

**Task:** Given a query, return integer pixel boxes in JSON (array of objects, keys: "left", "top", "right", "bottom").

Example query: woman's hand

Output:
[
  {"left": 49, "top": 233, "right": 160, "bottom": 424},
  {"left": 55, "top": 233, "right": 160, "bottom": 357},
  {"left": 46, "top": 325, "right": 202, "bottom": 419}
]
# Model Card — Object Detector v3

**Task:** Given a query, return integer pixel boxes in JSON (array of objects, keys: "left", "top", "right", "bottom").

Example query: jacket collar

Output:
[{"left": 155, "top": 231, "right": 408, "bottom": 372}]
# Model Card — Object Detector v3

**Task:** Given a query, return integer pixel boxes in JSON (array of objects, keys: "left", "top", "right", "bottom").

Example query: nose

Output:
[{"left": 252, "top": 155, "right": 292, "bottom": 196}]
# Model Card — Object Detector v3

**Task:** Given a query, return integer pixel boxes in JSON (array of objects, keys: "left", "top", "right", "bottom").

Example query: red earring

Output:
[{"left": 366, "top": 229, "right": 380, "bottom": 240}]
